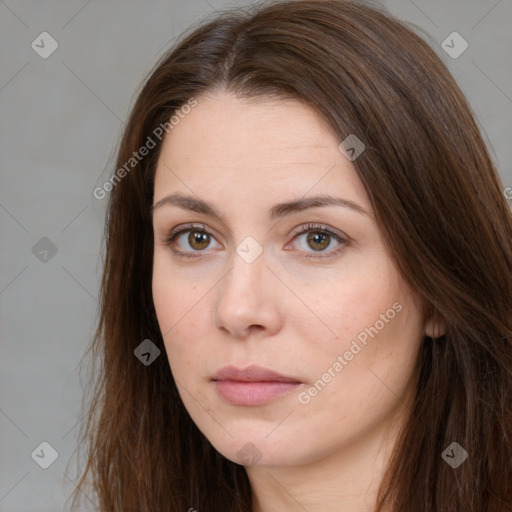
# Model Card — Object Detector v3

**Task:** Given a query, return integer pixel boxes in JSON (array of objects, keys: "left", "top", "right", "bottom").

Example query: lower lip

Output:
[{"left": 213, "top": 380, "right": 301, "bottom": 406}]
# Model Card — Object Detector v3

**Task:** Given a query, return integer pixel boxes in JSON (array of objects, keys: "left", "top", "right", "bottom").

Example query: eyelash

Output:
[{"left": 164, "top": 223, "right": 348, "bottom": 260}]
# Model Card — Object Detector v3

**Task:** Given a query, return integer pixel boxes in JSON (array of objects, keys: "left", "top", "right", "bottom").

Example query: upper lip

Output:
[{"left": 212, "top": 364, "right": 301, "bottom": 383}]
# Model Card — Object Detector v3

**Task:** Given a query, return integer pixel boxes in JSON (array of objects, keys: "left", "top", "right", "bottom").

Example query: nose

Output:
[{"left": 212, "top": 246, "right": 283, "bottom": 340}]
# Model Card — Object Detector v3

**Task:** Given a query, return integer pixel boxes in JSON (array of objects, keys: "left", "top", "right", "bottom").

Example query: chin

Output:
[{"left": 203, "top": 428, "right": 313, "bottom": 467}]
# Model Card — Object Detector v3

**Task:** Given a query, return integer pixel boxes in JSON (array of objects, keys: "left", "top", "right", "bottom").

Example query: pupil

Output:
[
  {"left": 190, "top": 231, "right": 209, "bottom": 249},
  {"left": 308, "top": 232, "right": 329, "bottom": 251}
]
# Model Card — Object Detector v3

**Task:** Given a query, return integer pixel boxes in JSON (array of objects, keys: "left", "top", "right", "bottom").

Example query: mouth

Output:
[{"left": 211, "top": 365, "right": 302, "bottom": 406}]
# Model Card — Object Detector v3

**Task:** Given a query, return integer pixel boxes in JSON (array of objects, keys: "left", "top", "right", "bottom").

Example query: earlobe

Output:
[{"left": 424, "top": 310, "right": 447, "bottom": 339}]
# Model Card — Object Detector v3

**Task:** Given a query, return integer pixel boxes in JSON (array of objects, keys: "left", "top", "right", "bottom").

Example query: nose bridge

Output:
[
  {"left": 213, "top": 237, "right": 281, "bottom": 337},
  {"left": 222, "top": 240, "right": 266, "bottom": 306}
]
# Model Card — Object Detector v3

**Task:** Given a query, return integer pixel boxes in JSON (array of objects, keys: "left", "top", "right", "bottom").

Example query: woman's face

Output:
[{"left": 152, "top": 91, "right": 426, "bottom": 468}]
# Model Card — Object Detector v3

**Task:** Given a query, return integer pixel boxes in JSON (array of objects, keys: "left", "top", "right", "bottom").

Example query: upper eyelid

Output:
[
  {"left": 167, "top": 223, "right": 347, "bottom": 248},
  {"left": 168, "top": 223, "right": 218, "bottom": 241},
  {"left": 167, "top": 222, "right": 343, "bottom": 237}
]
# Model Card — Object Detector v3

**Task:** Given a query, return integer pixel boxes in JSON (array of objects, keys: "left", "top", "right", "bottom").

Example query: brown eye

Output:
[
  {"left": 188, "top": 231, "right": 210, "bottom": 250},
  {"left": 306, "top": 231, "right": 331, "bottom": 251},
  {"left": 165, "top": 224, "right": 221, "bottom": 257},
  {"left": 289, "top": 223, "right": 348, "bottom": 260}
]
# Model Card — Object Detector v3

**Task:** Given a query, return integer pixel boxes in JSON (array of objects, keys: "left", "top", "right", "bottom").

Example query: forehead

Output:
[
  {"left": 153, "top": 91, "right": 370, "bottom": 212},
  {"left": 158, "top": 92, "right": 338, "bottom": 166}
]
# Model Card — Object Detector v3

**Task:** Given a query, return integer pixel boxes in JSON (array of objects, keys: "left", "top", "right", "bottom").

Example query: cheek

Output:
[
  {"left": 152, "top": 253, "right": 203, "bottom": 331},
  {"left": 304, "top": 261, "right": 422, "bottom": 371},
  {"left": 296, "top": 302, "right": 423, "bottom": 440},
  {"left": 303, "top": 267, "right": 397, "bottom": 343},
  {"left": 152, "top": 262, "right": 207, "bottom": 372}
]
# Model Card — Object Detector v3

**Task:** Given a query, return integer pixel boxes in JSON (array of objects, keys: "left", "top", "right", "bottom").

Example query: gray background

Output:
[{"left": 1, "top": 0, "right": 511, "bottom": 511}]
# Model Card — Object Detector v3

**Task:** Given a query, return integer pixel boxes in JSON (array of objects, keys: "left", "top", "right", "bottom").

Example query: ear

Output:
[{"left": 424, "top": 307, "right": 447, "bottom": 339}]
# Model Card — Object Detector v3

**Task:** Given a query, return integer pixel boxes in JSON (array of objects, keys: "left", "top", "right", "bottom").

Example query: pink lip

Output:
[{"left": 212, "top": 365, "right": 302, "bottom": 406}]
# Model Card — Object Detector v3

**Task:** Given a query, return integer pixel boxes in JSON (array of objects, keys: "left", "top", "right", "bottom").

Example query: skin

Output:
[{"left": 151, "top": 91, "right": 440, "bottom": 512}]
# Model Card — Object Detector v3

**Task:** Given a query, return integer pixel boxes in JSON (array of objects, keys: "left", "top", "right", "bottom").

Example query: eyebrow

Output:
[{"left": 151, "top": 192, "right": 369, "bottom": 221}]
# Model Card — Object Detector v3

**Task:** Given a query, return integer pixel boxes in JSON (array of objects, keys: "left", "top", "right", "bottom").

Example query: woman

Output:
[{"left": 68, "top": 1, "right": 512, "bottom": 511}]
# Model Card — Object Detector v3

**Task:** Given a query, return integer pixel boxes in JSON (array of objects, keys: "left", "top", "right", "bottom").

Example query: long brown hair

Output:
[{"left": 67, "top": 1, "right": 512, "bottom": 510}]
